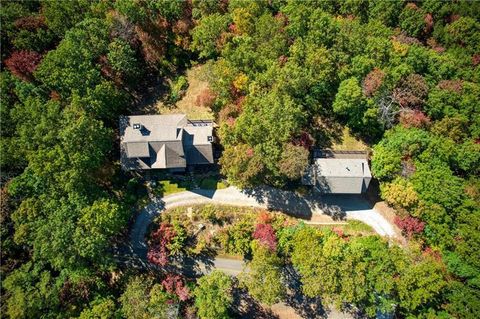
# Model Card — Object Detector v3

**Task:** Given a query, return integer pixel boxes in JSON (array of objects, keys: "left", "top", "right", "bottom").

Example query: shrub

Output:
[
  {"left": 253, "top": 223, "right": 277, "bottom": 251},
  {"left": 168, "top": 75, "right": 188, "bottom": 103},
  {"left": 394, "top": 215, "right": 425, "bottom": 237},
  {"left": 147, "top": 222, "right": 176, "bottom": 266},
  {"left": 195, "top": 88, "right": 216, "bottom": 107},
  {"left": 161, "top": 274, "right": 190, "bottom": 301}
]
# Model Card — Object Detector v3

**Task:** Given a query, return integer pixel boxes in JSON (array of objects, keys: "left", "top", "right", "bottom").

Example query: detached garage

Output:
[{"left": 302, "top": 158, "right": 372, "bottom": 194}]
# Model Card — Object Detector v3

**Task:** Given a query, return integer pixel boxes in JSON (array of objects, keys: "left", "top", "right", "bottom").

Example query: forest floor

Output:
[{"left": 156, "top": 64, "right": 214, "bottom": 119}]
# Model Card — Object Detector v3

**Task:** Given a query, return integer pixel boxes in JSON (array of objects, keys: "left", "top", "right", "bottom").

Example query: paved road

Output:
[{"left": 123, "top": 186, "right": 395, "bottom": 275}]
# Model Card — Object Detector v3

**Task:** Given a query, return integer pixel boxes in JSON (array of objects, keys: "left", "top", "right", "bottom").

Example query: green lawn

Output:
[
  {"left": 153, "top": 176, "right": 227, "bottom": 197},
  {"left": 199, "top": 177, "right": 227, "bottom": 190},
  {"left": 159, "top": 180, "right": 189, "bottom": 196},
  {"left": 332, "top": 127, "right": 369, "bottom": 151}
]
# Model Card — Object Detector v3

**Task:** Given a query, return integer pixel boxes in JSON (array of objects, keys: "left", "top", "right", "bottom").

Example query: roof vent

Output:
[
  {"left": 207, "top": 136, "right": 213, "bottom": 142},
  {"left": 133, "top": 123, "right": 141, "bottom": 130}
]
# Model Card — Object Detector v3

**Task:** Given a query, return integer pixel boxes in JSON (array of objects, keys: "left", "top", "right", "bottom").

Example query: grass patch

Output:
[
  {"left": 156, "top": 180, "right": 189, "bottom": 196},
  {"left": 152, "top": 176, "right": 227, "bottom": 196},
  {"left": 156, "top": 64, "right": 214, "bottom": 120},
  {"left": 332, "top": 127, "right": 369, "bottom": 151},
  {"left": 199, "top": 177, "right": 227, "bottom": 190},
  {"left": 312, "top": 220, "right": 374, "bottom": 235},
  {"left": 344, "top": 220, "right": 374, "bottom": 233}
]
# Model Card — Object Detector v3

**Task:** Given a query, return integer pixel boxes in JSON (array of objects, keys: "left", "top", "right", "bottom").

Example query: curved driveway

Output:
[{"left": 124, "top": 186, "right": 395, "bottom": 275}]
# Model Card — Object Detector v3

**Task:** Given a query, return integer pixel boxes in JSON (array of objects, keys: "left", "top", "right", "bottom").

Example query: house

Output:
[
  {"left": 120, "top": 114, "right": 215, "bottom": 171},
  {"left": 302, "top": 151, "right": 372, "bottom": 194}
]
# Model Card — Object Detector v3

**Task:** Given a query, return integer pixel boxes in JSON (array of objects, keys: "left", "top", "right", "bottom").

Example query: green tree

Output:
[
  {"left": 339, "top": 236, "right": 398, "bottom": 317},
  {"left": 107, "top": 38, "right": 140, "bottom": 80},
  {"left": 395, "top": 253, "right": 448, "bottom": 315},
  {"left": 120, "top": 277, "right": 174, "bottom": 319},
  {"left": 194, "top": 271, "right": 233, "bottom": 319},
  {"left": 278, "top": 143, "right": 309, "bottom": 180},
  {"left": 333, "top": 77, "right": 367, "bottom": 129},
  {"left": 399, "top": 4, "right": 426, "bottom": 38},
  {"left": 78, "top": 297, "right": 118, "bottom": 319},
  {"left": 191, "top": 13, "right": 230, "bottom": 59},
  {"left": 220, "top": 144, "right": 264, "bottom": 188},
  {"left": 42, "top": 0, "right": 96, "bottom": 37},
  {"left": 3, "top": 262, "right": 61, "bottom": 319},
  {"left": 240, "top": 241, "right": 285, "bottom": 305}
]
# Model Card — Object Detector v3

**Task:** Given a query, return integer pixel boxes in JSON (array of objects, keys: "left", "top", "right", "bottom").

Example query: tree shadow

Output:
[
  {"left": 231, "top": 286, "right": 280, "bottom": 319},
  {"left": 241, "top": 186, "right": 347, "bottom": 221},
  {"left": 311, "top": 115, "right": 344, "bottom": 149},
  {"left": 282, "top": 264, "right": 328, "bottom": 319}
]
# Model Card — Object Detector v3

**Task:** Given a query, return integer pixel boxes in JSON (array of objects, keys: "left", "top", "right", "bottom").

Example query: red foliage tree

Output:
[
  {"left": 424, "top": 13, "right": 434, "bottom": 34},
  {"left": 147, "top": 222, "right": 176, "bottom": 266},
  {"left": 14, "top": 15, "right": 46, "bottom": 30},
  {"left": 253, "top": 223, "right": 277, "bottom": 251},
  {"left": 393, "top": 74, "right": 428, "bottom": 108},
  {"left": 438, "top": 80, "right": 463, "bottom": 93},
  {"left": 394, "top": 215, "right": 425, "bottom": 238},
  {"left": 5, "top": 50, "right": 42, "bottom": 81},
  {"left": 472, "top": 54, "right": 480, "bottom": 67},
  {"left": 245, "top": 147, "right": 254, "bottom": 158},
  {"left": 362, "top": 68, "right": 385, "bottom": 97},
  {"left": 399, "top": 110, "right": 431, "bottom": 128},
  {"left": 161, "top": 274, "right": 190, "bottom": 301}
]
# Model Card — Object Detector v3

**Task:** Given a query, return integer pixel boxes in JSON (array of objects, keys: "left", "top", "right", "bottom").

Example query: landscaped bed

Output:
[{"left": 146, "top": 204, "right": 376, "bottom": 266}]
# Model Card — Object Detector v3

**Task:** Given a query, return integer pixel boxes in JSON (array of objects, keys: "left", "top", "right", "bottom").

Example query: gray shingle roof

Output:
[
  {"left": 303, "top": 158, "right": 372, "bottom": 194},
  {"left": 126, "top": 142, "right": 149, "bottom": 158},
  {"left": 120, "top": 114, "right": 214, "bottom": 170}
]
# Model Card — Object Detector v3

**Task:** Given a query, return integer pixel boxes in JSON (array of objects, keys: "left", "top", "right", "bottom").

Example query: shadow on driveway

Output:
[{"left": 242, "top": 186, "right": 373, "bottom": 221}]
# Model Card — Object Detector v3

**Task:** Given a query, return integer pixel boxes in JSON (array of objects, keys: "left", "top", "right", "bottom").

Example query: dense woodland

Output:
[{"left": 1, "top": 0, "right": 479, "bottom": 318}]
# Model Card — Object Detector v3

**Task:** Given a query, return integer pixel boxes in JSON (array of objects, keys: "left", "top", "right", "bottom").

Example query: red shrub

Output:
[
  {"left": 173, "top": 19, "right": 191, "bottom": 35},
  {"left": 5, "top": 50, "right": 42, "bottom": 81},
  {"left": 292, "top": 131, "right": 314, "bottom": 150},
  {"left": 393, "top": 34, "right": 421, "bottom": 45},
  {"left": 195, "top": 88, "right": 216, "bottom": 107},
  {"left": 50, "top": 91, "right": 61, "bottom": 101},
  {"left": 423, "top": 247, "right": 442, "bottom": 262},
  {"left": 394, "top": 215, "right": 425, "bottom": 238},
  {"left": 253, "top": 223, "right": 277, "bottom": 251},
  {"left": 147, "top": 223, "right": 176, "bottom": 266},
  {"left": 245, "top": 147, "right": 254, "bottom": 158},
  {"left": 257, "top": 210, "right": 273, "bottom": 224},
  {"left": 363, "top": 68, "right": 385, "bottom": 97},
  {"left": 162, "top": 274, "right": 190, "bottom": 301}
]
